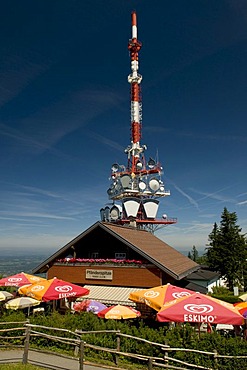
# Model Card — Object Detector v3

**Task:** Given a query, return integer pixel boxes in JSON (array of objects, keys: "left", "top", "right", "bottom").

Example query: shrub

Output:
[{"left": 1, "top": 311, "right": 247, "bottom": 369}]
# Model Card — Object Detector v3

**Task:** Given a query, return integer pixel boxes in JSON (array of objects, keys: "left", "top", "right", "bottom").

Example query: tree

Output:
[
  {"left": 205, "top": 207, "right": 247, "bottom": 291},
  {"left": 188, "top": 246, "right": 208, "bottom": 264},
  {"left": 188, "top": 246, "right": 199, "bottom": 262}
]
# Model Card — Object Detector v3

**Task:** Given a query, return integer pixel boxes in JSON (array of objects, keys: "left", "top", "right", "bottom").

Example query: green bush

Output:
[
  {"left": 211, "top": 294, "right": 241, "bottom": 304},
  {"left": 1, "top": 311, "right": 247, "bottom": 370}
]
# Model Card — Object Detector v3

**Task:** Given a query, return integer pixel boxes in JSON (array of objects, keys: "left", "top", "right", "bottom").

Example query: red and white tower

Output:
[{"left": 100, "top": 11, "right": 177, "bottom": 232}]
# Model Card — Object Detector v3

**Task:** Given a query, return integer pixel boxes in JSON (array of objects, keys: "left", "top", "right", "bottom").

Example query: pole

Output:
[
  {"left": 22, "top": 322, "right": 30, "bottom": 364},
  {"left": 79, "top": 340, "right": 85, "bottom": 370}
]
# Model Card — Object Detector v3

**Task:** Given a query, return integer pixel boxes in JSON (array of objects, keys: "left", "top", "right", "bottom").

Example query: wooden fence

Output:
[{"left": 0, "top": 321, "right": 247, "bottom": 370}]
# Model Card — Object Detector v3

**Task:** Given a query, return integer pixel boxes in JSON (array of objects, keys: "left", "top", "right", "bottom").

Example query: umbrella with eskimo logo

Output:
[
  {"left": 97, "top": 304, "right": 141, "bottom": 320},
  {"left": 18, "top": 277, "right": 90, "bottom": 302},
  {"left": 128, "top": 283, "right": 194, "bottom": 311},
  {"left": 0, "top": 272, "right": 46, "bottom": 287},
  {"left": 156, "top": 292, "right": 244, "bottom": 325}
]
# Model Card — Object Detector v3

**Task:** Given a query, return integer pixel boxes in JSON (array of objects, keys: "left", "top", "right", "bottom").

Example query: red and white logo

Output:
[
  {"left": 184, "top": 304, "right": 213, "bottom": 314},
  {"left": 8, "top": 278, "right": 22, "bottom": 283},
  {"left": 55, "top": 285, "right": 73, "bottom": 293},
  {"left": 172, "top": 292, "right": 191, "bottom": 299}
]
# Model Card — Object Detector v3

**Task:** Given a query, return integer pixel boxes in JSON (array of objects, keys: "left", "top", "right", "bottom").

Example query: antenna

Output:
[{"left": 100, "top": 11, "right": 177, "bottom": 232}]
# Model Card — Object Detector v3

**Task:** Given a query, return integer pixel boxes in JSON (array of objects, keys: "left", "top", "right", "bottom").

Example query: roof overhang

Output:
[{"left": 76, "top": 285, "right": 141, "bottom": 307}]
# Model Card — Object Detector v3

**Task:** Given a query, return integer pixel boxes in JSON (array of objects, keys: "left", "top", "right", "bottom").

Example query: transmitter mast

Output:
[{"left": 100, "top": 11, "right": 177, "bottom": 232}]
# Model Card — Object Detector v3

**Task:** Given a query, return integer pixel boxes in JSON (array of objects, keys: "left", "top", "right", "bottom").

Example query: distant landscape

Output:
[
  {"left": 0, "top": 250, "right": 54, "bottom": 277},
  {"left": 0, "top": 247, "right": 192, "bottom": 278}
]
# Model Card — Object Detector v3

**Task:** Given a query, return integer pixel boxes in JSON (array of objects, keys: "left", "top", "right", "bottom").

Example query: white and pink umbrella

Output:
[
  {"left": 157, "top": 292, "right": 244, "bottom": 325},
  {"left": 0, "top": 272, "right": 46, "bottom": 287}
]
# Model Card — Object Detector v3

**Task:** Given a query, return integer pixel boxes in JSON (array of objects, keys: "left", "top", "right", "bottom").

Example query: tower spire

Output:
[
  {"left": 100, "top": 11, "right": 177, "bottom": 232},
  {"left": 128, "top": 11, "right": 142, "bottom": 151}
]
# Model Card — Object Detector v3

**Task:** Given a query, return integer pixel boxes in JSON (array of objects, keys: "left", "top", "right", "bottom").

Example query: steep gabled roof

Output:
[
  {"left": 102, "top": 223, "right": 199, "bottom": 280},
  {"left": 32, "top": 221, "right": 199, "bottom": 280}
]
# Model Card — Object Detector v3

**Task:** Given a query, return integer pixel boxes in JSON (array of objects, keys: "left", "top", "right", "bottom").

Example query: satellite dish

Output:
[
  {"left": 100, "top": 208, "right": 105, "bottom": 221},
  {"left": 138, "top": 181, "right": 146, "bottom": 191},
  {"left": 142, "top": 199, "right": 159, "bottom": 219},
  {"left": 147, "top": 158, "right": 156, "bottom": 169},
  {"left": 120, "top": 174, "right": 132, "bottom": 189},
  {"left": 136, "top": 161, "right": 143, "bottom": 169},
  {"left": 123, "top": 198, "right": 140, "bottom": 217},
  {"left": 104, "top": 206, "right": 110, "bottom": 221},
  {"left": 149, "top": 178, "right": 160, "bottom": 192},
  {"left": 110, "top": 205, "right": 122, "bottom": 221},
  {"left": 107, "top": 183, "right": 115, "bottom": 196},
  {"left": 111, "top": 163, "right": 120, "bottom": 172}
]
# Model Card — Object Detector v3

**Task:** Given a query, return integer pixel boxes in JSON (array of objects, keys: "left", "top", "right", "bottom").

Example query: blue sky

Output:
[{"left": 1, "top": 0, "right": 247, "bottom": 256}]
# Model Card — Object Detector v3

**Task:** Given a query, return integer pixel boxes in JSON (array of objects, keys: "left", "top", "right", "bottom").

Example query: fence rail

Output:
[{"left": 0, "top": 321, "right": 246, "bottom": 370}]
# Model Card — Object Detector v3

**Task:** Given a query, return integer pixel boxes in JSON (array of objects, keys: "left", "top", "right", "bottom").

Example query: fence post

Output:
[
  {"left": 147, "top": 357, "right": 153, "bottom": 370},
  {"left": 163, "top": 341, "right": 169, "bottom": 365},
  {"left": 22, "top": 322, "right": 30, "bottom": 365},
  {"left": 213, "top": 349, "right": 218, "bottom": 369},
  {"left": 115, "top": 330, "right": 121, "bottom": 366},
  {"left": 79, "top": 340, "right": 85, "bottom": 370}
]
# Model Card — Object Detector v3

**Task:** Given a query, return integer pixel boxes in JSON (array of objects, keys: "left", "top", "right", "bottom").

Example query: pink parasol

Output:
[
  {"left": 157, "top": 292, "right": 244, "bottom": 325},
  {"left": 0, "top": 272, "right": 46, "bottom": 287}
]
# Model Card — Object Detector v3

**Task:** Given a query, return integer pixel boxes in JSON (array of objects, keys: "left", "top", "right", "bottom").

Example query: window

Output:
[
  {"left": 115, "top": 253, "right": 126, "bottom": 260},
  {"left": 91, "top": 252, "right": 99, "bottom": 258}
]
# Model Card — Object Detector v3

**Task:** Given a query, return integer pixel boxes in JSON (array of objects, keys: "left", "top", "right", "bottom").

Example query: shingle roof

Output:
[
  {"left": 185, "top": 268, "right": 220, "bottom": 282},
  {"left": 33, "top": 221, "right": 199, "bottom": 280},
  {"left": 183, "top": 282, "right": 208, "bottom": 294},
  {"left": 101, "top": 222, "right": 199, "bottom": 280}
]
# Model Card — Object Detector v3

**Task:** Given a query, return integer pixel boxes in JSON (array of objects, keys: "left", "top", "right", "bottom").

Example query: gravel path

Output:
[{"left": 0, "top": 348, "right": 122, "bottom": 369}]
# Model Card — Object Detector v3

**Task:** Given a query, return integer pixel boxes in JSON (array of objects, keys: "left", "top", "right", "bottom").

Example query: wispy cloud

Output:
[
  {"left": 0, "top": 52, "right": 51, "bottom": 108},
  {"left": 237, "top": 200, "right": 247, "bottom": 205},
  {"left": 172, "top": 183, "right": 200, "bottom": 210},
  {"left": 0, "top": 86, "right": 124, "bottom": 159},
  {"left": 86, "top": 130, "right": 124, "bottom": 152},
  {"left": 0, "top": 212, "right": 73, "bottom": 220},
  {"left": 189, "top": 186, "right": 236, "bottom": 203}
]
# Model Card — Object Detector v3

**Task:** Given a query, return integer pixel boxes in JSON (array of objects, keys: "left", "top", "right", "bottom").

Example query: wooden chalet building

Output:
[{"left": 32, "top": 221, "right": 206, "bottom": 307}]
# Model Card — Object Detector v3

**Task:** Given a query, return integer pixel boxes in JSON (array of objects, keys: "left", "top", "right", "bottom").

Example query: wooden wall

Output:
[{"left": 48, "top": 264, "right": 162, "bottom": 287}]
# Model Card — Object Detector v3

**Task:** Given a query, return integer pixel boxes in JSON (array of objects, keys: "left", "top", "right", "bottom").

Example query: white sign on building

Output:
[{"left": 86, "top": 269, "right": 113, "bottom": 280}]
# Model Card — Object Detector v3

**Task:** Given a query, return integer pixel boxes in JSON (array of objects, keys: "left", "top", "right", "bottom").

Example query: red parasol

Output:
[
  {"left": 157, "top": 292, "right": 244, "bottom": 325},
  {"left": 18, "top": 277, "right": 90, "bottom": 302},
  {"left": 0, "top": 272, "right": 46, "bottom": 287}
]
